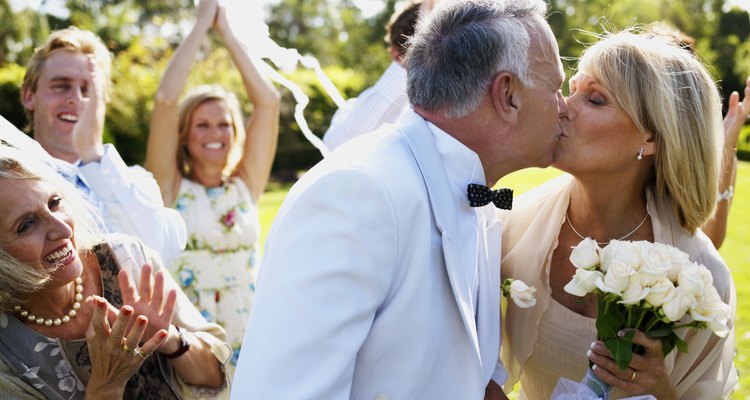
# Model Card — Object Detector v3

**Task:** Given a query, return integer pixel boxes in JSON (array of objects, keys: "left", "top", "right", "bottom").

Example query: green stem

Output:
[
  {"left": 644, "top": 316, "right": 661, "bottom": 333},
  {"left": 635, "top": 309, "right": 648, "bottom": 330},
  {"left": 626, "top": 306, "right": 633, "bottom": 328}
]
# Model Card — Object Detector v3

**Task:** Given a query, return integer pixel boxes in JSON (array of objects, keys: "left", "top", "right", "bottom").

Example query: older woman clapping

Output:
[{"left": 0, "top": 144, "right": 231, "bottom": 399}]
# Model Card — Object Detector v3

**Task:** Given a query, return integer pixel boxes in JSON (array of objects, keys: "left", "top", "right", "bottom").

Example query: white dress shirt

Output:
[
  {"left": 428, "top": 121, "right": 506, "bottom": 385},
  {"left": 323, "top": 61, "right": 407, "bottom": 151}
]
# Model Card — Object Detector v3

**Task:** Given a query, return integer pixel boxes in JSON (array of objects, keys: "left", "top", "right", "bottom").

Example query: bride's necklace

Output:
[
  {"left": 14, "top": 276, "right": 84, "bottom": 327},
  {"left": 565, "top": 212, "right": 649, "bottom": 246}
]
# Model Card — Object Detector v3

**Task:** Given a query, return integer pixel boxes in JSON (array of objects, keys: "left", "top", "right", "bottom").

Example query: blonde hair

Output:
[
  {"left": 21, "top": 26, "right": 112, "bottom": 131},
  {"left": 579, "top": 31, "right": 722, "bottom": 232},
  {"left": 176, "top": 85, "right": 246, "bottom": 180},
  {"left": 0, "top": 145, "right": 101, "bottom": 310}
]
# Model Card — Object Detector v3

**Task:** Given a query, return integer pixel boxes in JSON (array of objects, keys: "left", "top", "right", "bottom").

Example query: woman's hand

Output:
[
  {"left": 722, "top": 76, "right": 750, "bottom": 151},
  {"left": 195, "top": 0, "right": 219, "bottom": 32},
  {"left": 118, "top": 264, "right": 178, "bottom": 343},
  {"left": 588, "top": 330, "right": 677, "bottom": 399},
  {"left": 85, "top": 296, "right": 168, "bottom": 398},
  {"left": 213, "top": 3, "right": 231, "bottom": 39},
  {"left": 72, "top": 55, "right": 106, "bottom": 164}
]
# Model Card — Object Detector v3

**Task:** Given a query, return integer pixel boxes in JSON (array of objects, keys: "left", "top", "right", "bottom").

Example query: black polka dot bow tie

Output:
[{"left": 467, "top": 183, "right": 513, "bottom": 210}]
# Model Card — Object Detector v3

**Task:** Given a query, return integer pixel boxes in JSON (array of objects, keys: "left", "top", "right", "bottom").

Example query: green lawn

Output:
[{"left": 258, "top": 162, "right": 750, "bottom": 398}]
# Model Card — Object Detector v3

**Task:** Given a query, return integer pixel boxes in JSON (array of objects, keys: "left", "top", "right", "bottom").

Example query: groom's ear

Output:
[{"left": 492, "top": 72, "right": 519, "bottom": 124}]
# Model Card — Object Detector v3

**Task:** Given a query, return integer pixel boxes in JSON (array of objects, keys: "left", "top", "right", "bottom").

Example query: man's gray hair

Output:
[{"left": 405, "top": 0, "right": 547, "bottom": 119}]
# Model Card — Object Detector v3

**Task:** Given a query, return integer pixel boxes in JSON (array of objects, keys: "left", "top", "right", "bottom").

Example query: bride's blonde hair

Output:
[{"left": 579, "top": 31, "right": 722, "bottom": 232}]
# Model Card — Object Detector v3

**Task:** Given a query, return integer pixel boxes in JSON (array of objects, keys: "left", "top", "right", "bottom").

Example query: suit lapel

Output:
[{"left": 396, "top": 110, "right": 481, "bottom": 361}]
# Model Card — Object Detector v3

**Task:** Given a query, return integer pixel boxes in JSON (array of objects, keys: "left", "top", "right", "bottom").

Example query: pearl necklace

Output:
[
  {"left": 565, "top": 212, "right": 649, "bottom": 246},
  {"left": 14, "top": 276, "right": 83, "bottom": 327}
]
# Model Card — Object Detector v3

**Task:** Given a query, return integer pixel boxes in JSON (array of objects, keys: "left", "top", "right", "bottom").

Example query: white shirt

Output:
[
  {"left": 429, "top": 121, "right": 486, "bottom": 312},
  {"left": 323, "top": 61, "right": 407, "bottom": 151},
  {"left": 428, "top": 121, "right": 506, "bottom": 385}
]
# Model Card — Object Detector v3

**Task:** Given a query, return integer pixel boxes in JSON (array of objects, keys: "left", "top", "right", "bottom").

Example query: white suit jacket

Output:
[{"left": 231, "top": 109, "right": 503, "bottom": 400}]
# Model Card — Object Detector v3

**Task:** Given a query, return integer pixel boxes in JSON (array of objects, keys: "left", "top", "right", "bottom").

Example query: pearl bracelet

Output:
[{"left": 718, "top": 186, "right": 734, "bottom": 203}]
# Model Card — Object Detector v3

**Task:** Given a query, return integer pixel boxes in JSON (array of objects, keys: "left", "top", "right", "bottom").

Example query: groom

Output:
[{"left": 231, "top": 0, "right": 566, "bottom": 398}]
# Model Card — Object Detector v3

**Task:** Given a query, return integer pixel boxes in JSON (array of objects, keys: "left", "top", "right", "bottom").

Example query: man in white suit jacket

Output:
[{"left": 232, "top": 0, "right": 566, "bottom": 398}]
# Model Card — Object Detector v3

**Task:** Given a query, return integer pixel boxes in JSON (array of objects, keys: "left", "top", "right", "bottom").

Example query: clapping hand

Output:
[
  {"left": 85, "top": 296, "right": 169, "bottom": 397},
  {"left": 118, "top": 264, "right": 178, "bottom": 343},
  {"left": 213, "top": 2, "right": 231, "bottom": 38},
  {"left": 723, "top": 76, "right": 750, "bottom": 151},
  {"left": 195, "top": 0, "right": 219, "bottom": 32},
  {"left": 72, "top": 55, "right": 106, "bottom": 164}
]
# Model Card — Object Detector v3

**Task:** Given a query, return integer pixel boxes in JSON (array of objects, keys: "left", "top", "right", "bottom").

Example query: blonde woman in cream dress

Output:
[{"left": 500, "top": 31, "right": 736, "bottom": 399}]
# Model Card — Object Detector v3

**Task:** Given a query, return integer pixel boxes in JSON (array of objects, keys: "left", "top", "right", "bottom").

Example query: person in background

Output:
[
  {"left": 146, "top": 0, "right": 280, "bottom": 368},
  {"left": 645, "top": 21, "right": 750, "bottom": 249},
  {"left": 231, "top": 0, "right": 567, "bottom": 398},
  {"left": 704, "top": 76, "right": 749, "bottom": 248},
  {"left": 17, "top": 26, "right": 187, "bottom": 267},
  {"left": 0, "top": 143, "right": 230, "bottom": 399},
  {"left": 322, "top": 0, "right": 425, "bottom": 151},
  {"left": 500, "top": 31, "right": 736, "bottom": 399}
]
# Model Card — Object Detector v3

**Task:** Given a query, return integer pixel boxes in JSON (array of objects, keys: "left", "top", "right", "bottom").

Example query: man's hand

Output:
[
  {"left": 73, "top": 55, "right": 106, "bottom": 164},
  {"left": 484, "top": 379, "right": 509, "bottom": 400}
]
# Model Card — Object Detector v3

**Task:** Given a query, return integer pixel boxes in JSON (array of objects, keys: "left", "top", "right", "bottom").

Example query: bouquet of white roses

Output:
[{"left": 558, "top": 238, "right": 731, "bottom": 398}]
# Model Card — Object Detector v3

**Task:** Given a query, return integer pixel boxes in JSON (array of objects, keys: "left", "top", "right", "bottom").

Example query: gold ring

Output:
[
  {"left": 629, "top": 370, "right": 637, "bottom": 381},
  {"left": 122, "top": 341, "right": 134, "bottom": 353},
  {"left": 133, "top": 346, "right": 150, "bottom": 360}
]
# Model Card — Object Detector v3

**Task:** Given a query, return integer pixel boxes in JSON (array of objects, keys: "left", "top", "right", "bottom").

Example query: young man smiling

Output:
[{"left": 15, "top": 27, "right": 186, "bottom": 266}]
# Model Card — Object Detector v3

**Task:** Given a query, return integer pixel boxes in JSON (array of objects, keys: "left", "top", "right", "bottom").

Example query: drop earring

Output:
[{"left": 637, "top": 147, "right": 644, "bottom": 161}]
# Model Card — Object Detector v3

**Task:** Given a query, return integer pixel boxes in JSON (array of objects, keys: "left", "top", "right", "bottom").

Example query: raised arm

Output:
[
  {"left": 703, "top": 76, "right": 750, "bottom": 249},
  {"left": 146, "top": 0, "right": 218, "bottom": 206},
  {"left": 215, "top": 5, "right": 281, "bottom": 202}
]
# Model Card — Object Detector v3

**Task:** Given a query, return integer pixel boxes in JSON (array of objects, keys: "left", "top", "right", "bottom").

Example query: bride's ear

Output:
[{"left": 641, "top": 131, "right": 657, "bottom": 157}]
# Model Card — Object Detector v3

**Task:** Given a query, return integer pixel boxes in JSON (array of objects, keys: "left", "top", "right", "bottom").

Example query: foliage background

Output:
[{"left": 1, "top": 0, "right": 750, "bottom": 173}]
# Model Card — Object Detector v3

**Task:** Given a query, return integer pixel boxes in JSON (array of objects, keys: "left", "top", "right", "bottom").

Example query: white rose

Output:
[
  {"left": 666, "top": 247, "right": 691, "bottom": 282},
  {"left": 564, "top": 269, "right": 603, "bottom": 296},
  {"left": 690, "top": 287, "right": 731, "bottom": 337},
  {"left": 600, "top": 240, "right": 641, "bottom": 273},
  {"left": 662, "top": 287, "right": 697, "bottom": 322},
  {"left": 677, "top": 262, "right": 705, "bottom": 296},
  {"left": 595, "top": 261, "right": 634, "bottom": 296},
  {"left": 698, "top": 264, "right": 714, "bottom": 289},
  {"left": 509, "top": 280, "right": 537, "bottom": 308},
  {"left": 619, "top": 275, "right": 650, "bottom": 305},
  {"left": 706, "top": 319, "right": 731, "bottom": 338},
  {"left": 569, "top": 238, "right": 601, "bottom": 270},
  {"left": 644, "top": 277, "right": 676, "bottom": 307},
  {"left": 638, "top": 245, "right": 673, "bottom": 286}
]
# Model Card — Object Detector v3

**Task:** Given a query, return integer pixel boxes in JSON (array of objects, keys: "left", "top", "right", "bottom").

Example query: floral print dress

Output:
[{"left": 171, "top": 178, "right": 260, "bottom": 366}]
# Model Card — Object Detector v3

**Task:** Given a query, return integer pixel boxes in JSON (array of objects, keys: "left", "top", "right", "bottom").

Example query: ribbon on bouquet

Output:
[{"left": 550, "top": 370, "right": 656, "bottom": 400}]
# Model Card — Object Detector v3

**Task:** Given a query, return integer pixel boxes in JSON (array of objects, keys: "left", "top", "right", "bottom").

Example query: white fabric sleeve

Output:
[
  {"left": 78, "top": 145, "right": 187, "bottom": 266},
  {"left": 322, "top": 61, "right": 408, "bottom": 151}
]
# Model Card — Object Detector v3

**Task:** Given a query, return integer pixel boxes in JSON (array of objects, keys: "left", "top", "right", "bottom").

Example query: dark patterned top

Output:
[{"left": 0, "top": 241, "right": 180, "bottom": 400}]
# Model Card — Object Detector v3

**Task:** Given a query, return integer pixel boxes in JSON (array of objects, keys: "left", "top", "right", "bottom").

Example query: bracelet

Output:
[
  {"left": 718, "top": 186, "right": 734, "bottom": 203},
  {"left": 163, "top": 326, "right": 191, "bottom": 359}
]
